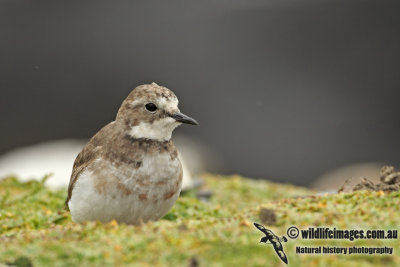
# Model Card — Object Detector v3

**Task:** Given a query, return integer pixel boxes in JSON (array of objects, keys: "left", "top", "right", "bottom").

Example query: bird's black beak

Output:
[{"left": 170, "top": 112, "right": 199, "bottom": 125}]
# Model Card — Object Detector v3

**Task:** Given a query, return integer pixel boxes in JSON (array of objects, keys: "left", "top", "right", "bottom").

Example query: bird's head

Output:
[
  {"left": 259, "top": 236, "right": 269, "bottom": 243},
  {"left": 116, "top": 83, "right": 198, "bottom": 141}
]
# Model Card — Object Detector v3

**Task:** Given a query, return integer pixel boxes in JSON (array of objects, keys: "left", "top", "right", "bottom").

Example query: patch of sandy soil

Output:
[{"left": 338, "top": 165, "right": 400, "bottom": 193}]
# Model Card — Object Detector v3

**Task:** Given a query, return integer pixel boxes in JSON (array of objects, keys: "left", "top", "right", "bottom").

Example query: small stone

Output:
[
  {"left": 380, "top": 165, "right": 395, "bottom": 182},
  {"left": 188, "top": 256, "right": 199, "bottom": 267},
  {"left": 259, "top": 208, "right": 277, "bottom": 226},
  {"left": 196, "top": 189, "right": 213, "bottom": 201},
  {"left": 178, "top": 223, "right": 188, "bottom": 231}
]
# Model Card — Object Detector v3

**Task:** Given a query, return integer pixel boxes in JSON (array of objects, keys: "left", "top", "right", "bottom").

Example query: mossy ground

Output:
[{"left": 0, "top": 174, "right": 399, "bottom": 267}]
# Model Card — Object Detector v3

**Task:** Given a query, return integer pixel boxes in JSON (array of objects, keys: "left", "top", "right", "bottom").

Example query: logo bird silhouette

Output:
[{"left": 254, "top": 222, "right": 288, "bottom": 264}]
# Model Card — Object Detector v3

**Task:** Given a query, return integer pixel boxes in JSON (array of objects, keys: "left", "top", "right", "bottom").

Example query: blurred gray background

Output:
[{"left": 1, "top": 0, "right": 399, "bottom": 186}]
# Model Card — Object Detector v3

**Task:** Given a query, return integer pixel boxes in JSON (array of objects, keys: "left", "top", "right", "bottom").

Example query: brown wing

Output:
[
  {"left": 64, "top": 144, "right": 101, "bottom": 209},
  {"left": 65, "top": 122, "right": 115, "bottom": 209}
]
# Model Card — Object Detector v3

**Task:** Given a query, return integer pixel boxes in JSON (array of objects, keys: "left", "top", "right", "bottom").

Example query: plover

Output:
[{"left": 66, "top": 83, "right": 198, "bottom": 224}]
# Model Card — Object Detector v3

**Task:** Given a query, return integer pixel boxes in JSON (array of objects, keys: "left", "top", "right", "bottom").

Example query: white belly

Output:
[{"left": 68, "top": 153, "right": 182, "bottom": 224}]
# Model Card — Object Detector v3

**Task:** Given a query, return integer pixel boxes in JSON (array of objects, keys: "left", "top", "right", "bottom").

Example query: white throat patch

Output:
[{"left": 128, "top": 117, "right": 180, "bottom": 141}]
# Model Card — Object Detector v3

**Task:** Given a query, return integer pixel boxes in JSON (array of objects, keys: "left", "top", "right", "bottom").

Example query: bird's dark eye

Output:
[{"left": 145, "top": 103, "right": 157, "bottom": 112}]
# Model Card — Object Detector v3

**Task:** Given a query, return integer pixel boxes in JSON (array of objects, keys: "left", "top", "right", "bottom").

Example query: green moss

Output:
[{"left": 0, "top": 175, "right": 399, "bottom": 266}]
